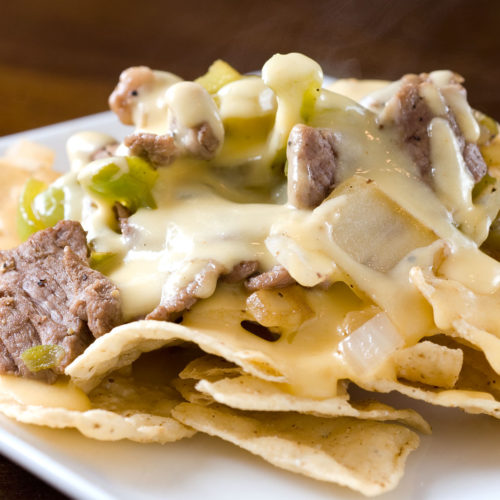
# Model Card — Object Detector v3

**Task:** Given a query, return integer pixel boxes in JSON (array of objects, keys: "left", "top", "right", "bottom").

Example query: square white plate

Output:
[{"left": 0, "top": 112, "right": 499, "bottom": 500}]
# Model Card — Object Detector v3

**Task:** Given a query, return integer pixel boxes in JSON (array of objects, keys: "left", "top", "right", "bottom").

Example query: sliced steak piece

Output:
[
  {"left": 0, "top": 221, "right": 122, "bottom": 382},
  {"left": 383, "top": 73, "right": 487, "bottom": 182},
  {"left": 388, "top": 74, "right": 435, "bottom": 177},
  {"left": 463, "top": 142, "right": 488, "bottom": 182},
  {"left": 108, "top": 66, "right": 155, "bottom": 125},
  {"left": 182, "top": 122, "right": 221, "bottom": 160},
  {"left": 222, "top": 260, "right": 259, "bottom": 284},
  {"left": 147, "top": 260, "right": 262, "bottom": 322},
  {"left": 113, "top": 202, "right": 133, "bottom": 238},
  {"left": 287, "top": 124, "right": 338, "bottom": 209},
  {"left": 146, "top": 261, "right": 225, "bottom": 322},
  {"left": 245, "top": 265, "right": 296, "bottom": 291},
  {"left": 64, "top": 246, "right": 122, "bottom": 336},
  {"left": 124, "top": 120, "right": 220, "bottom": 167},
  {"left": 124, "top": 132, "right": 179, "bottom": 166}
]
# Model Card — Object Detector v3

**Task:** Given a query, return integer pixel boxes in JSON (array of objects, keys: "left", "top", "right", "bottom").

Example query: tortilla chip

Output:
[
  {"left": 0, "top": 372, "right": 194, "bottom": 443},
  {"left": 393, "top": 340, "right": 463, "bottom": 388},
  {"left": 353, "top": 336, "right": 500, "bottom": 418},
  {"left": 88, "top": 372, "right": 183, "bottom": 418},
  {"left": 176, "top": 355, "right": 430, "bottom": 433},
  {"left": 451, "top": 319, "right": 500, "bottom": 375},
  {"left": 179, "top": 353, "right": 242, "bottom": 381},
  {"left": 410, "top": 267, "right": 500, "bottom": 374},
  {"left": 172, "top": 377, "right": 216, "bottom": 406},
  {"left": 1, "top": 140, "right": 55, "bottom": 171},
  {"left": 365, "top": 377, "right": 500, "bottom": 419},
  {"left": 67, "top": 320, "right": 285, "bottom": 392},
  {"left": 454, "top": 341, "right": 500, "bottom": 400},
  {"left": 0, "top": 402, "right": 194, "bottom": 443},
  {"left": 67, "top": 317, "right": 500, "bottom": 423},
  {"left": 172, "top": 402, "right": 419, "bottom": 497},
  {"left": 179, "top": 373, "right": 430, "bottom": 433}
]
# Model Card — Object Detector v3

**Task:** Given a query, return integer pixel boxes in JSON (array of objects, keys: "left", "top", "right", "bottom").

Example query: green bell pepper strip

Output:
[
  {"left": 17, "top": 179, "right": 66, "bottom": 241},
  {"left": 17, "top": 178, "right": 47, "bottom": 241},
  {"left": 21, "top": 345, "right": 65, "bottom": 372},
  {"left": 79, "top": 156, "right": 158, "bottom": 212}
]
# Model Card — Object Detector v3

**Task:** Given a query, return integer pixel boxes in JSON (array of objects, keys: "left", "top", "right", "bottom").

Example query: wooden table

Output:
[{"left": 0, "top": 0, "right": 499, "bottom": 498}]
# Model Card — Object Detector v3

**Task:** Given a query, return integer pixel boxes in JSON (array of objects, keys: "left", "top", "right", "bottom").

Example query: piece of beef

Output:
[
  {"left": 108, "top": 66, "right": 155, "bottom": 125},
  {"left": 124, "top": 120, "right": 220, "bottom": 167},
  {"left": 245, "top": 265, "right": 296, "bottom": 291},
  {"left": 124, "top": 132, "right": 178, "bottom": 166},
  {"left": 182, "top": 122, "right": 220, "bottom": 160},
  {"left": 463, "top": 142, "right": 488, "bottom": 182},
  {"left": 147, "top": 260, "right": 263, "bottom": 321},
  {"left": 64, "top": 246, "right": 121, "bottom": 336},
  {"left": 113, "top": 202, "right": 133, "bottom": 238},
  {"left": 222, "top": 260, "right": 259, "bottom": 284},
  {"left": 286, "top": 124, "right": 338, "bottom": 209},
  {"left": 0, "top": 221, "right": 122, "bottom": 382},
  {"left": 146, "top": 261, "right": 225, "bottom": 322},
  {"left": 146, "top": 260, "right": 295, "bottom": 322},
  {"left": 384, "top": 73, "right": 487, "bottom": 182},
  {"left": 388, "top": 75, "right": 435, "bottom": 178}
]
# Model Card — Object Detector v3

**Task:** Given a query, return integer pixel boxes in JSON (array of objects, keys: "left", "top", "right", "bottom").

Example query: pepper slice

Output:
[
  {"left": 21, "top": 345, "right": 65, "bottom": 373},
  {"left": 78, "top": 156, "right": 158, "bottom": 212},
  {"left": 195, "top": 59, "right": 241, "bottom": 94},
  {"left": 17, "top": 179, "right": 66, "bottom": 241},
  {"left": 17, "top": 178, "right": 47, "bottom": 241},
  {"left": 34, "top": 185, "right": 65, "bottom": 229}
]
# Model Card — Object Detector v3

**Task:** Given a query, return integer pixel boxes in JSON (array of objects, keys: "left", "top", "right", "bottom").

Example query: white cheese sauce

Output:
[{"left": 58, "top": 54, "right": 500, "bottom": 397}]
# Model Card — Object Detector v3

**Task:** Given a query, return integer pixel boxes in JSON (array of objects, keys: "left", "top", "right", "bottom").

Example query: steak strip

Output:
[
  {"left": 146, "top": 261, "right": 225, "bottom": 322},
  {"left": 113, "top": 202, "right": 132, "bottom": 237},
  {"left": 0, "top": 221, "right": 122, "bottom": 382},
  {"left": 245, "top": 265, "right": 296, "bottom": 291},
  {"left": 222, "top": 260, "right": 259, "bottom": 284},
  {"left": 124, "top": 121, "right": 220, "bottom": 167},
  {"left": 147, "top": 260, "right": 276, "bottom": 322},
  {"left": 124, "top": 132, "right": 178, "bottom": 166},
  {"left": 287, "top": 124, "right": 338, "bottom": 209},
  {"left": 383, "top": 73, "right": 486, "bottom": 182}
]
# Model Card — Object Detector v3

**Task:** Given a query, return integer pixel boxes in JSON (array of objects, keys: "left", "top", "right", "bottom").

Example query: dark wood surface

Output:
[{"left": 0, "top": 0, "right": 499, "bottom": 498}]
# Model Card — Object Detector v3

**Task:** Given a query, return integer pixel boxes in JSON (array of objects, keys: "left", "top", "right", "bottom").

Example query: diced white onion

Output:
[
  {"left": 265, "top": 234, "right": 335, "bottom": 287},
  {"left": 338, "top": 313, "right": 404, "bottom": 375}
]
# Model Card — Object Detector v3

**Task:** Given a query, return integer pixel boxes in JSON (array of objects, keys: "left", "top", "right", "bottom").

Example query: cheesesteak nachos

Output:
[{"left": 0, "top": 53, "right": 499, "bottom": 496}]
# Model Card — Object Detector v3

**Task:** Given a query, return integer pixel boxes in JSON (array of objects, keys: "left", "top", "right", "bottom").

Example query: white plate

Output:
[{"left": 0, "top": 112, "right": 499, "bottom": 500}]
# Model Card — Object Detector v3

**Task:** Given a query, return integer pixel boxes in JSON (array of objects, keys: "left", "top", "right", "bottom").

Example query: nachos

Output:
[{"left": 0, "top": 53, "right": 499, "bottom": 496}]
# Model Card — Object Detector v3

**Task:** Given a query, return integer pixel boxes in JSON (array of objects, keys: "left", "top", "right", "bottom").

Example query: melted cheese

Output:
[
  {"left": 217, "top": 77, "right": 276, "bottom": 120},
  {"left": 66, "top": 132, "right": 117, "bottom": 173},
  {"left": 55, "top": 54, "right": 500, "bottom": 397},
  {"left": 165, "top": 82, "right": 224, "bottom": 149},
  {"left": 183, "top": 282, "right": 362, "bottom": 398},
  {"left": 133, "top": 70, "right": 183, "bottom": 134},
  {"left": 0, "top": 376, "right": 91, "bottom": 411}
]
